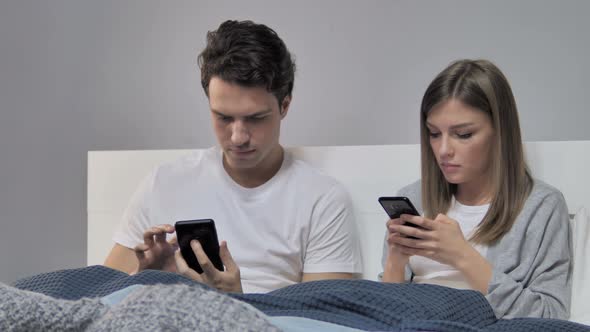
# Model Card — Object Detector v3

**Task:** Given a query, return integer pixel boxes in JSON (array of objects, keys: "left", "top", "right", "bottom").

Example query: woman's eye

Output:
[
  {"left": 457, "top": 133, "right": 473, "bottom": 139},
  {"left": 429, "top": 132, "right": 441, "bottom": 138}
]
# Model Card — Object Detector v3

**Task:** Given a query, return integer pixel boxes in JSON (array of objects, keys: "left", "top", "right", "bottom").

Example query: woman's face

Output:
[{"left": 426, "top": 98, "right": 495, "bottom": 190}]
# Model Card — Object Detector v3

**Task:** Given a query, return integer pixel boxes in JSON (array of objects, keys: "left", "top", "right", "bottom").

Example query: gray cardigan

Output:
[{"left": 381, "top": 180, "right": 572, "bottom": 319}]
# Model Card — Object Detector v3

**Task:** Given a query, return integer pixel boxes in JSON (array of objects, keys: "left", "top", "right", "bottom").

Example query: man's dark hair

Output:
[{"left": 198, "top": 20, "right": 296, "bottom": 106}]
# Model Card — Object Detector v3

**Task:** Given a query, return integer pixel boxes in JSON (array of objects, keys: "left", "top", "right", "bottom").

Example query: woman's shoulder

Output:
[
  {"left": 489, "top": 179, "right": 570, "bottom": 255},
  {"left": 397, "top": 180, "right": 422, "bottom": 212},
  {"left": 513, "top": 178, "right": 569, "bottom": 232},
  {"left": 397, "top": 179, "right": 421, "bottom": 196},
  {"left": 527, "top": 179, "right": 567, "bottom": 209}
]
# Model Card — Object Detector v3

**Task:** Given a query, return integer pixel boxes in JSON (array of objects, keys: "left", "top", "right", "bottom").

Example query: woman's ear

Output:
[{"left": 279, "top": 96, "right": 292, "bottom": 119}]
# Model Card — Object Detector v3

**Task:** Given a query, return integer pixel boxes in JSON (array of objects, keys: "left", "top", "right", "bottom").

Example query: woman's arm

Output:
[
  {"left": 485, "top": 189, "right": 572, "bottom": 319},
  {"left": 455, "top": 247, "right": 493, "bottom": 294}
]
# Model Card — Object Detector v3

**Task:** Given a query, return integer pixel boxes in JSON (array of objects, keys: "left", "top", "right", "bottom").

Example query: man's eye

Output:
[
  {"left": 248, "top": 116, "right": 266, "bottom": 122},
  {"left": 218, "top": 116, "right": 232, "bottom": 122}
]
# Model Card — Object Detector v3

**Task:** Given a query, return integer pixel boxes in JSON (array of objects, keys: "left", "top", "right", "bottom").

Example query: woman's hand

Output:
[
  {"left": 388, "top": 213, "right": 492, "bottom": 293},
  {"left": 382, "top": 218, "right": 412, "bottom": 283},
  {"left": 388, "top": 213, "right": 471, "bottom": 267}
]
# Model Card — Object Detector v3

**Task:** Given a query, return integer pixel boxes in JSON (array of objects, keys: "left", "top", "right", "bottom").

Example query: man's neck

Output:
[{"left": 223, "top": 146, "right": 284, "bottom": 188}]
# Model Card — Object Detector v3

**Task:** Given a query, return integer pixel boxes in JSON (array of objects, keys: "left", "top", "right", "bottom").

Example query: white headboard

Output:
[{"left": 88, "top": 141, "right": 590, "bottom": 281}]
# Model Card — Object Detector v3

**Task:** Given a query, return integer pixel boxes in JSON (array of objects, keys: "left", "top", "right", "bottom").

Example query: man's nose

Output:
[{"left": 230, "top": 120, "right": 250, "bottom": 146}]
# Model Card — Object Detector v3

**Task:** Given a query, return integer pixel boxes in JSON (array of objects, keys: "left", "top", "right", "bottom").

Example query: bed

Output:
[{"left": 85, "top": 141, "right": 590, "bottom": 326}]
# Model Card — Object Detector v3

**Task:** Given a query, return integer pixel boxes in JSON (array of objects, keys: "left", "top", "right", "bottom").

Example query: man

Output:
[{"left": 104, "top": 20, "right": 362, "bottom": 293}]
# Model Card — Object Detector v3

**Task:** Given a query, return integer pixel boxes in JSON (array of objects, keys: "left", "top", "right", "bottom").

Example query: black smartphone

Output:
[
  {"left": 174, "top": 219, "right": 224, "bottom": 274},
  {"left": 378, "top": 196, "right": 422, "bottom": 238}
]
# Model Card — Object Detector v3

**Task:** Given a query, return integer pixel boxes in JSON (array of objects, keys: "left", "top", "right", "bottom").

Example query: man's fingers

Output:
[
  {"left": 143, "top": 224, "right": 174, "bottom": 245},
  {"left": 143, "top": 228, "right": 156, "bottom": 247},
  {"left": 191, "top": 240, "right": 218, "bottom": 279},
  {"left": 134, "top": 245, "right": 147, "bottom": 262},
  {"left": 174, "top": 249, "right": 203, "bottom": 281},
  {"left": 154, "top": 224, "right": 175, "bottom": 233},
  {"left": 168, "top": 235, "right": 179, "bottom": 250},
  {"left": 134, "top": 243, "right": 149, "bottom": 252},
  {"left": 154, "top": 231, "right": 167, "bottom": 244},
  {"left": 219, "top": 241, "right": 237, "bottom": 272}
]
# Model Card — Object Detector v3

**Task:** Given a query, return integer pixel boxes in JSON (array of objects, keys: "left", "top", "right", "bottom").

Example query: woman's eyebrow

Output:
[{"left": 426, "top": 121, "right": 475, "bottom": 129}]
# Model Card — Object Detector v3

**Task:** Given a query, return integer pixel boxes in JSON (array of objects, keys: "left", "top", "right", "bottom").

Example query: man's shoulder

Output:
[
  {"left": 285, "top": 152, "right": 343, "bottom": 191},
  {"left": 150, "top": 147, "right": 219, "bottom": 184}
]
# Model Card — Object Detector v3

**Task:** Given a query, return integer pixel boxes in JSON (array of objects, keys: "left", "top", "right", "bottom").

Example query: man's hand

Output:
[
  {"left": 133, "top": 224, "right": 178, "bottom": 274},
  {"left": 175, "top": 240, "right": 243, "bottom": 293}
]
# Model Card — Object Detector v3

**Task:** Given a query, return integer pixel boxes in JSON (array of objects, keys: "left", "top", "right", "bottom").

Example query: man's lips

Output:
[{"left": 231, "top": 149, "right": 256, "bottom": 156}]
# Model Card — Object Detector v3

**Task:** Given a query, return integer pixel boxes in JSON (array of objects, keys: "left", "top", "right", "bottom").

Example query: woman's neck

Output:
[{"left": 456, "top": 179, "right": 492, "bottom": 206}]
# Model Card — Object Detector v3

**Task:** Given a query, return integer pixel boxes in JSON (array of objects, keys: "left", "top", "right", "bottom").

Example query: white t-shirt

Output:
[
  {"left": 113, "top": 147, "right": 362, "bottom": 293},
  {"left": 409, "top": 198, "right": 489, "bottom": 290}
]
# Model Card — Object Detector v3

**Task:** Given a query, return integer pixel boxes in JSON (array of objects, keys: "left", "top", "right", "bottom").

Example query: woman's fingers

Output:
[
  {"left": 389, "top": 232, "right": 437, "bottom": 250},
  {"left": 401, "top": 214, "right": 437, "bottom": 230}
]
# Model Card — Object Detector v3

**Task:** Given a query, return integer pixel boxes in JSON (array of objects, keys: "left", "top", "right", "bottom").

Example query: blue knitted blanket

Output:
[{"left": 13, "top": 265, "right": 589, "bottom": 332}]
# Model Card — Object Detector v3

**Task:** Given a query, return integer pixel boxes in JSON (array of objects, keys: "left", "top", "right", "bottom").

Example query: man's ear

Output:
[{"left": 279, "top": 95, "right": 292, "bottom": 119}]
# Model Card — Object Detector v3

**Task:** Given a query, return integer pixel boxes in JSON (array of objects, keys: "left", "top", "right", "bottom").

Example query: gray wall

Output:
[{"left": 1, "top": 0, "right": 589, "bottom": 283}]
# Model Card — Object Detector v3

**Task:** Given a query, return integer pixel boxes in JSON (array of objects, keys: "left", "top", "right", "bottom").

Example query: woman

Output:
[{"left": 381, "top": 59, "right": 572, "bottom": 319}]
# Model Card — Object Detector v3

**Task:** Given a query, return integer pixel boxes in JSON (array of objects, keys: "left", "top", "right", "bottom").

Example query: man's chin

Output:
[{"left": 225, "top": 156, "right": 260, "bottom": 170}]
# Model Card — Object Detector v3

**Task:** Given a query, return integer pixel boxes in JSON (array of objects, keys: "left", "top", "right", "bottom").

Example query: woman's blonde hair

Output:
[{"left": 420, "top": 59, "right": 532, "bottom": 245}]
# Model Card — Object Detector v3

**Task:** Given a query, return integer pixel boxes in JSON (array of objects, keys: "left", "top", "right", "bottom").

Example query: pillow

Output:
[{"left": 569, "top": 206, "right": 590, "bottom": 324}]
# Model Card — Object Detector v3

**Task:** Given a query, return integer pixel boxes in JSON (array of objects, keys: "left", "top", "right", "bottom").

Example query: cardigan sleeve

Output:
[
  {"left": 485, "top": 187, "right": 572, "bottom": 319},
  {"left": 380, "top": 180, "right": 422, "bottom": 281}
]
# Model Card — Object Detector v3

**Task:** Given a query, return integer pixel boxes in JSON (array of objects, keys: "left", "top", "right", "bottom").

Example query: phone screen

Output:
[
  {"left": 378, "top": 196, "right": 419, "bottom": 219},
  {"left": 175, "top": 219, "right": 224, "bottom": 274},
  {"left": 378, "top": 197, "right": 422, "bottom": 238}
]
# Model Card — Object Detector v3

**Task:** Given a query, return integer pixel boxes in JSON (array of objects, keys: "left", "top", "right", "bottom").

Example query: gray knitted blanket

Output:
[{"left": 1, "top": 282, "right": 278, "bottom": 331}]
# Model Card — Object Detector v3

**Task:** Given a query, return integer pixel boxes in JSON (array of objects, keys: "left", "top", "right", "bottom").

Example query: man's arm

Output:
[
  {"left": 302, "top": 272, "right": 356, "bottom": 282},
  {"left": 303, "top": 183, "right": 363, "bottom": 278},
  {"left": 105, "top": 225, "right": 178, "bottom": 275},
  {"left": 104, "top": 244, "right": 138, "bottom": 274}
]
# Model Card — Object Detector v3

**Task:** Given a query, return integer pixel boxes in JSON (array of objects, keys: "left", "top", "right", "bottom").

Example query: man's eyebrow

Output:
[
  {"left": 211, "top": 110, "right": 228, "bottom": 117},
  {"left": 246, "top": 109, "right": 273, "bottom": 117},
  {"left": 211, "top": 109, "right": 273, "bottom": 117}
]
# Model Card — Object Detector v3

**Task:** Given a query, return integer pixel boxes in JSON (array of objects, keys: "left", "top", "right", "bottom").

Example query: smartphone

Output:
[
  {"left": 378, "top": 196, "right": 422, "bottom": 238},
  {"left": 174, "top": 219, "right": 224, "bottom": 274}
]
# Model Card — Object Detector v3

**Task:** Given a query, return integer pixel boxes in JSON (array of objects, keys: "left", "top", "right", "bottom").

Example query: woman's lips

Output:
[{"left": 440, "top": 163, "right": 460, "bottom": 172}]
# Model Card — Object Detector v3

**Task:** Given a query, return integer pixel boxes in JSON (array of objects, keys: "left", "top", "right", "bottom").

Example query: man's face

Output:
[{"left": 208, "top": 77, "right": 290, "bottom": 172}]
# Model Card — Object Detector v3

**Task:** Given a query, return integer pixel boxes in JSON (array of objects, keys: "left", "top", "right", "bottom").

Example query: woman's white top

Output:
[{"left": 409, "top": 197, "right": 490, "bottom": 290}]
